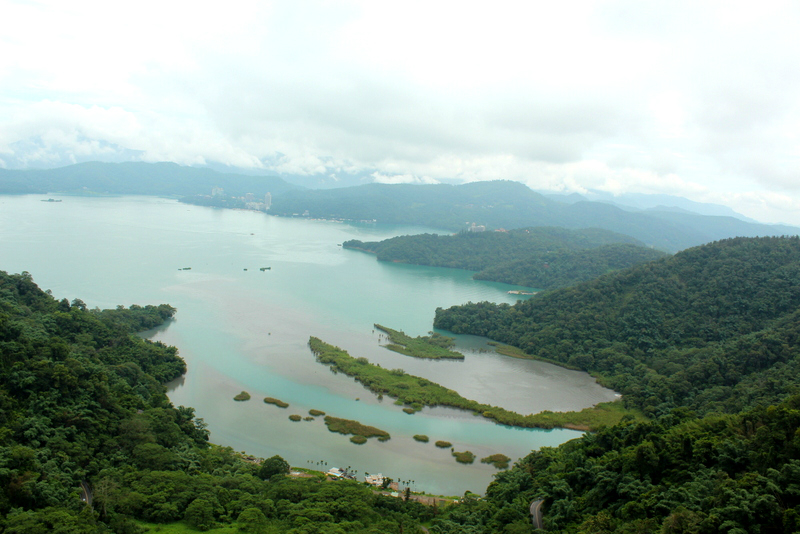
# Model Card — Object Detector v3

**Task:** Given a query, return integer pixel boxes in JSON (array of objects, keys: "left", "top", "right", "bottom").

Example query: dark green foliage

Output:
[
  {"left": 480, "top": 454, "right": 511, "bottom": 469},
  {"left": 257, "top": 455, "right": 290, "bottom": 480},
  {"left": 375, "top": 324, "right": 463, "bottom": 359},
  {"left": 323, "top": 416, "right": 390, "bottom": 442},
  {"left": 413, "top": 435, "right": 429, "bottom": 443},
  {"left": 435, "top": 441, "right": 452, "bottom": 449},
  {"left": 234, "top": 391, "right": 251, "bottom": 401},
  {"left": 347, "top": 227, "right": 666, "bottom": 289},
  {"left": 452, "top": 450, "right": 475, "bottom": 464},
  {"left": 434, "top": 395, "right": 800, "bottom": 533},
  {"left": 474, "top": 242, "right": 668, "bottom": 289},
  {"left": 435, "top": 236, "right": 800, "bottom": 418},
  {"left": 263, "top": 397, "right": 289, "bottom": 408}
]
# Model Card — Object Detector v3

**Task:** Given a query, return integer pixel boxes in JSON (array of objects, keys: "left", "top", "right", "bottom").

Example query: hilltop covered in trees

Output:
[
  {"left": 345, "top": 227, "right": 667, "bottom": 290},
  {"left": 435, "top": 236, "right": 800, "bottom": 418}
]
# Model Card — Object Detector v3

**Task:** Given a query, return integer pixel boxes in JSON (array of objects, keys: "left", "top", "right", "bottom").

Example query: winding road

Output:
[{"left": 530, "top": 499, "right": 544, "bottom": 530}]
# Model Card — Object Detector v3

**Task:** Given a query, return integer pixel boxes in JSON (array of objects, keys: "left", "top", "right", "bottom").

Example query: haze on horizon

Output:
[{"left": 2, "top": 1, "right": 800, "bottom": 225}]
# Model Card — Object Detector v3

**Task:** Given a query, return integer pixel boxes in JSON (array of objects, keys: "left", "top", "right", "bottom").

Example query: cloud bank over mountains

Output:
[{"left": 2, "top": 1, "right": 800, "bottom": 224}]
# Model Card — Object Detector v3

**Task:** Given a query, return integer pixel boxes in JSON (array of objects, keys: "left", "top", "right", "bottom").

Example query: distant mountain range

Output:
[
  {"left": 0, "top": 161, "right": 300, "bottom": 197},
  {"left": 2, "top": 162, "right": 797, "bottom": 252},
  {"left": 269, "top": 180, "right": 799, "bottom": 252}
]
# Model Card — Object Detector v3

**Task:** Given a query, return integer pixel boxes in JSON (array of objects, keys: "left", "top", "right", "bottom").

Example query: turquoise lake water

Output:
[{"left": 0, "top": 195, "right": 618, "bottom": 495}]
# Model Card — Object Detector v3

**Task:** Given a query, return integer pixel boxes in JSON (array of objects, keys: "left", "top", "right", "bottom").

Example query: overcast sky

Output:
[{"left": 2, "top": 1, "right": 800, "bottom": 224}]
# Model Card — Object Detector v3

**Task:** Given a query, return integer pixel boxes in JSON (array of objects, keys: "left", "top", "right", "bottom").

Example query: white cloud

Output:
[{"left": 2, "top": 0, "right": 800, "bottom": 224}]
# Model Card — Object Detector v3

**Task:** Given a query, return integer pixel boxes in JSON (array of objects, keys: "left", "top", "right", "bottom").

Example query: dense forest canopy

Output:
[
  {"left": 344, "top": 227, "right": 668, "bottom": 290},
  {"left": 435, "top": 236, "right": 800, "bottom": 418}
]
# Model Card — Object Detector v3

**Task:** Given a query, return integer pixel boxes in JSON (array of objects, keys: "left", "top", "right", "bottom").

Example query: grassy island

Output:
[
  {"left": 233, "top": 391, "right": 251, "bottom": 401},
  {"left": 413, "top": 435, "right": 429, "bottom": 443},
  {"left": 323, "top": 416, "right": 391, "bottom": 442},
  {"left": 452, "top": 450, "right": 476, "bottom": 464},
  {"left": 309, "top": 336, "right": 637, "bottom": 430},
  {"left": 288, "top": 414, "right": 302, "bottom": 422},
  {"left": 309, "top": 409, "right": 326, "bottom": 416},
  {"left": 264, "top": 397, "right": 289, "bottom": 408},
  {"left": 481, "top": 453, "right": 511, "bottom": 469},
  {"left": 375, "top": 324, "right": 464, "bottom": 360},
  {"left": 435, "top": 441, "right": 452, "bottom": 448}
]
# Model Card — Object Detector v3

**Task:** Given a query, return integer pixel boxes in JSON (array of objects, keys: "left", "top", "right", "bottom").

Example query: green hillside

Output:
[
  {"left": 435, "top": 236, "right": 800, "bottom": 417},
  {"left": 344, "top": 227, "right": 667, "bottom": 290}
]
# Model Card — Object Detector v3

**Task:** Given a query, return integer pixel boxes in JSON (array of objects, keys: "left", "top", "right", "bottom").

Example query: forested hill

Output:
[
  {"left": 344, "top": 227, "right": 668, "bottom": 290},
  {"left": 434, "top": 236, "right": 800, "bottom": 418},
  {"left": 0, "top": 161, "right": 299, "bottom": 197},
  {"left": 270, "top": 180, "right": 799, "bottom": 252}
]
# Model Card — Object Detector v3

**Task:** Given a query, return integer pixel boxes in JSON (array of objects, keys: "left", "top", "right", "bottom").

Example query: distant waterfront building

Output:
[
  {"left": 364, "top": 473, "right": 385, "bottom": 486},
  {"left": 468, "top": 223, "right": 486, "bottom": 232},
  {"left": 212, "top": 187, "right": 224, "bottom": 196},
  {"left": 245, "top": 192, "right": 254, "bottom": 202},
  {"left": 265, "top": 192, "right": 272, "bottom": 210},
  {"left": 327, "top": 467, "right": 345, "bottom": 479}
]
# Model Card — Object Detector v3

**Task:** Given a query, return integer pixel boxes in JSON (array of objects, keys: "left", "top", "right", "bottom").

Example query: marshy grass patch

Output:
[{"left": 264, "top": 397, "right": 289, "bottom": 408}]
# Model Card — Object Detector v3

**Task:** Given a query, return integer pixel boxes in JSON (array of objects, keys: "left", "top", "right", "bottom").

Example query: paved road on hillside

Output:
[{"left": 530, "top": 499, "right": 544, "bottom": 529}]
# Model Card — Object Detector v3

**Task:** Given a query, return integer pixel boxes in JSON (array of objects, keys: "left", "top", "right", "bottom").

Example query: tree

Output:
[
  {"left": 258, "top": 455, "right": 290, "bottom": 480},
  {"left": 184, "top": 497, "right": 218, "bottom": 531},
  {"left": 237, "top": 507, "right": 269, "bottom": 534}
]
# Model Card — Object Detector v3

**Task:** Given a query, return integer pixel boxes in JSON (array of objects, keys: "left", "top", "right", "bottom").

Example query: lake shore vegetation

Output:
[
  {"left": 451, "top": 450, "right": 476, "bottom": 464},
  {"left": 480, "top": 454, "right": 511, "bottom": 469},
  {"left": 323, "top": 416, "right": 391, "bottom": 442},
  {"left": 374, "top": 323, "right": 464, "bottom": 360},
  {"left": 263, "top": 397, "right": 289, "bottom": 408},
  {"left": 233, "top": 391, "right": 251, "bottom": 401},
  {"left": 309, "top": 336, "right": 636, "bottom": 430}
]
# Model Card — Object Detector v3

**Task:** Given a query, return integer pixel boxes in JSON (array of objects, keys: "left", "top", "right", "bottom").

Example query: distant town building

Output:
[
  {"left": 327, "top": 467, "right": 345, "bottom": 479},
  {"left": 265, "top": 192, "right": 272, "bottom": 210},
  {"left": 364, "top": 473, "right": 385, "bottom": 486},
  {"left": 468, "top": 223, "right": 486, "bottom": 232},
  {"left": 212, "top": 187, "right": 224, "bottom": 196}
]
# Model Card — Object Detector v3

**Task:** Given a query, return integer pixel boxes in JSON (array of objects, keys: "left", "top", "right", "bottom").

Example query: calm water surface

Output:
[{"left": 0, "top": 195, "right": 618, "bottom": 495}]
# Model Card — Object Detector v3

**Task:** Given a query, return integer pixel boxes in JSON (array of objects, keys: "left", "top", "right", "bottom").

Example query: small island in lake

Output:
[{"left": 374, "top": 324, "right": 464, "bottom": 360}]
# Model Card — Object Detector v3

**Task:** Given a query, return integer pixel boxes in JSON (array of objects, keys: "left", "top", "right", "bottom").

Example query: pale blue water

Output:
[{"left": 0, "top": 195, "right": 617, "bottom": 495}]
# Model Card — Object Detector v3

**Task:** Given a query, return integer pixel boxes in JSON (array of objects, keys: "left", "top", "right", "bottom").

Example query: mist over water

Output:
[{"left": 0, "top": 195, "right": 618, "bottom": 494}]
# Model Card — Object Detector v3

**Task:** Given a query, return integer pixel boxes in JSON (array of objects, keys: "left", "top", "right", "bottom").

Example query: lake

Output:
[{"left": 0, "top": 194, "right": 618, "bottom": 495}]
